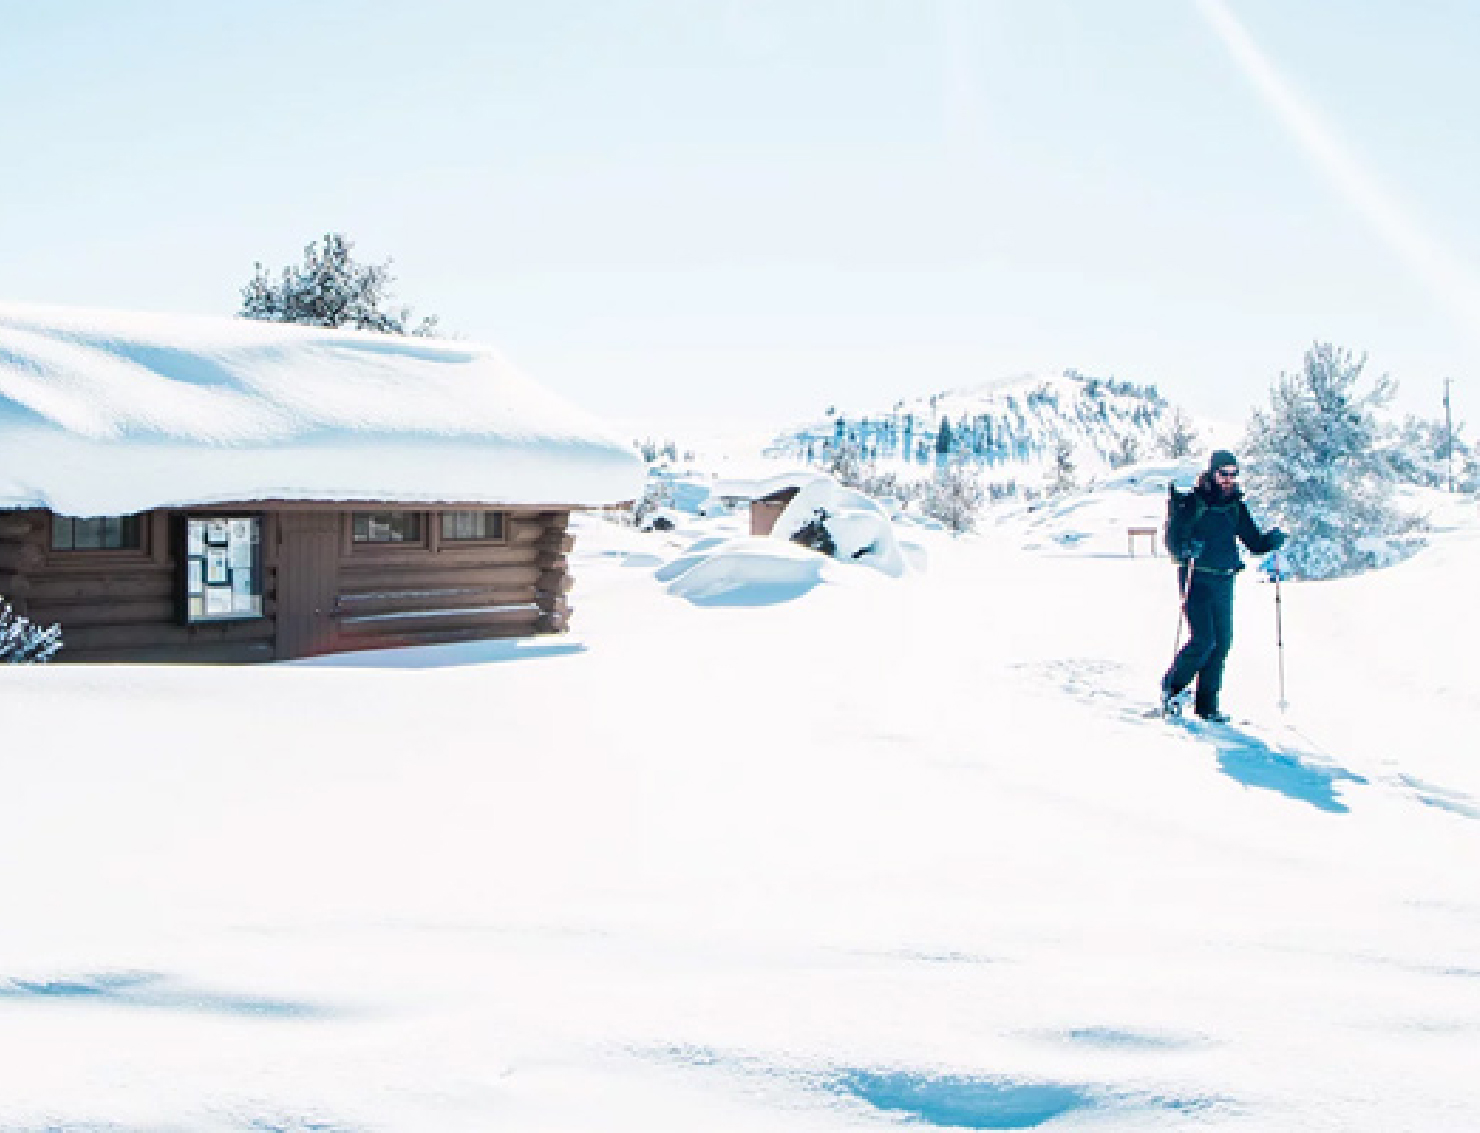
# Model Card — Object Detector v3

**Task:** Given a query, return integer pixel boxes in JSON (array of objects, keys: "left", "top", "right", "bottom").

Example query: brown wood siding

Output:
[
  {"left": 328, "top": 508, "right": 570, "bottom": 653},
  {"left": 17, "top": 512, "right": 275, "bottom": 663},
  {"left": 0, "top": 510, "right": 46, "bottom": 615},
  {"left": 4, "top": 504, "right": 578, "bottom": 663}
]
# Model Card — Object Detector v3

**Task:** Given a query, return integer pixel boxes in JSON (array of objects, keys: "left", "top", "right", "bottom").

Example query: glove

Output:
[
  {"left": 1182, "top": 539, "right": 1205, "bottom": 562},
  {"left": 1267, "top": 528, "right": 1286, "bottom": 551}
]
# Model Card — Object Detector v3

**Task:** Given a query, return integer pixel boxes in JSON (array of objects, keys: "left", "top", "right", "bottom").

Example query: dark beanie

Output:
[{"left": 1208, "top": 448, "right": 1238, "bottom": 472}]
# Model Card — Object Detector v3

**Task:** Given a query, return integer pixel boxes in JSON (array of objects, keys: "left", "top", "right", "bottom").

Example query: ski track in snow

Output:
[{"left": 1018, "top": 654, "right": 1477, "bottom": 821}]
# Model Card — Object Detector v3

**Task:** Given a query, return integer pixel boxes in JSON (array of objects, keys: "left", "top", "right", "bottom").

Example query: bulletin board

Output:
[{"left": 184, "top": 517, "right": 262, "bottom": 622}]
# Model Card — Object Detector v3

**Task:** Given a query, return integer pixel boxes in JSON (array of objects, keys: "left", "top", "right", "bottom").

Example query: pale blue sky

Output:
[{"left": 3, "top": 0, "right": 1478, "bottom": 435}]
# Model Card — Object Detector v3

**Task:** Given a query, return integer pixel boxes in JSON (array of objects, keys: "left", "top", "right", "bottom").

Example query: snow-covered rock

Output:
[{"left": 772, "top": 475, "right": 912, "bottom": 577}]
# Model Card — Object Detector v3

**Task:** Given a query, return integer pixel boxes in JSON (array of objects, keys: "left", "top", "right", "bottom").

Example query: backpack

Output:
[{"left": 1163, "top": 483, "right": 1205, "bottom": 557}]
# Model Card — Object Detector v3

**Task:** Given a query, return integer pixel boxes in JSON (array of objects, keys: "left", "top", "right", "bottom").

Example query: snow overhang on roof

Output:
[
  {"left": 711, "top": 469, "right": 826, "bottom": 501},
  {"left": 0, "top": 302, "right": 646, "bottom": 516}
]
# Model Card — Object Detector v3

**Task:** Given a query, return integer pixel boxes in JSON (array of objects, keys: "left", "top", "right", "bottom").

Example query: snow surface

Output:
[
  {"left": 0, "top": 302, "right": 645, "bottom": 515},
  {"left": 2, "top": 466, "right": 1479, "bottom": 1131}
]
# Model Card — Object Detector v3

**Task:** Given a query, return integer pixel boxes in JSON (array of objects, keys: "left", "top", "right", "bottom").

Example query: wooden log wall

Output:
[
  {"left": 532, "top": 512, "right": 574, "bottom": 633},
  {"left": 3, "top": 505, "right": 578, "bottom": 663},
  {"left": 327, "top": 508, "right": 574, "bottom": 654},
  {"left": 13, "top": 511, "right": 276, "bottom": 664},
  {"left": 0, "top": 510, "right": 45, "bottom": 616}
]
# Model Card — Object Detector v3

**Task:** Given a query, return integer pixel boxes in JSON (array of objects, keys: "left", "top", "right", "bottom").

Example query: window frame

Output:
[
  {"left": 438, "top": 510, "right": 509, "bottom": 546},
  {"left": 344, "top": 509, "right": 511, "bottom": 557},
  {"left": 48, "top": 513, "right": 151, "bottom": 561},
  {"left": 347, "top": 510, "right": 430, "bottom": 552}
]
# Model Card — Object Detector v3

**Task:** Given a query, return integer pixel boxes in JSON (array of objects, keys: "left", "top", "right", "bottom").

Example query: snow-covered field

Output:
[{"left": 3, "top": 469, "right": 1479, "bottom": 1132}]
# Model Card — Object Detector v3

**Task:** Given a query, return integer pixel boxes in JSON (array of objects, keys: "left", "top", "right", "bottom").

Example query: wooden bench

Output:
[{"left": 1127, "top": 526, "right": 1159, "bottom": 556}]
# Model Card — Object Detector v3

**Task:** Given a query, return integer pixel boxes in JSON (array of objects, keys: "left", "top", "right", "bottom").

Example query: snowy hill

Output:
[
  {"left": 2, "top": 464, "right": 1478, "bottom": 1130},
  {"left": 769, "top": 370, "right": 1193, "bottom": 486}
]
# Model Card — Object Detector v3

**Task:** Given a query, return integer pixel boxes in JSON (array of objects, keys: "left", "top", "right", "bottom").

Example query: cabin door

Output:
[{"left": 275, "top": 513, "right": 341, "bottom": 659}]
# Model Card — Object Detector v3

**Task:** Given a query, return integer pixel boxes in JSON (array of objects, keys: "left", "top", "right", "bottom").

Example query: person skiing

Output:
[{"left": 1161, "top": 448, "right": 1286, "bottom": 722}]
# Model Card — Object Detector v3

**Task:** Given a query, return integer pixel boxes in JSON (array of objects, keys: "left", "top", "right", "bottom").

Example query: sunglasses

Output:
[{"left": 1215, "top": 468, "right": 1240, "bottom": 479}]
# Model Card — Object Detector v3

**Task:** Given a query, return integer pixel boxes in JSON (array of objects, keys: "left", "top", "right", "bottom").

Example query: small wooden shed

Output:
[
  {"left": 749, "top": 487, "right": 801, "bottom": 537},
  {"left": 0, "top": 303, "right": 644, "bottom": 662}
]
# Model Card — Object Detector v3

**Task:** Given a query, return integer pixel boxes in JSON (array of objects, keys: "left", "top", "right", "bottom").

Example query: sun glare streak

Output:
[{"left": 1195, "top": 0, "right": 1480, "bottom": 336}]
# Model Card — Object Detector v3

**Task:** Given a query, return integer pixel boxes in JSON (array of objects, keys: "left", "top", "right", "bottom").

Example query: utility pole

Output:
[{"left": 1443, "top": 378, "right": 1455, "bottom": 493}]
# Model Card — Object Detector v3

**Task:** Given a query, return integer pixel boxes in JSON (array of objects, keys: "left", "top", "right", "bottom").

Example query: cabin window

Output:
[
  {"left": 352, "top": 512, "right": 424, "bottom": 544},
  {"left": 440, "top": 510, "right": 506, "bottom": 542},
  {"left": 183, "top": 517, "right": 263, "bottom": 622},
  {"left": 51, "top": 515, "right": 143, "bottom": 551}
]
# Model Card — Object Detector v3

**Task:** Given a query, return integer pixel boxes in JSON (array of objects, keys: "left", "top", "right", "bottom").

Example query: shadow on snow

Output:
[
  {"left": 1180, "top": 722, "right": 1369, "bottom": 814},
  {"left": 0, "top": 971, "right": 340, "bottom": 1020},
  {"left": 830, "top": 1071, "right": 1094, "bottom": 1129},
  {"left": 285, "top": 637, "right": 586, "bottom": 671},
  {"left": 655, "top": 1046, "right": 1228, "bottom": 1129}
]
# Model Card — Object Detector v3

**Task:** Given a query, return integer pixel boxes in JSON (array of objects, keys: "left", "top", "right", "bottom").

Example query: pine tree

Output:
[
  {"left": 1, "top": 598, "right": 62, "bottom": 663},
  {"left": 1241, "top": 343, "right": 1419, "bottom": 580},
  {"left": 935, "top": 416, "right": 953, "bottom": 456},
  {"left": 240, "top": 233, "right": 441, "bottom": 336},
  {"left": 1049, "top": 438, "right": 1076, "bottom": 495}
]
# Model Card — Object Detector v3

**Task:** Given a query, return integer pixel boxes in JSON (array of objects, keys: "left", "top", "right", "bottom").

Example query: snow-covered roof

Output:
[
  {"left": 0, "top": 302, "right": 646, "bottom": 516},
  {"left": 711, "top": 469, "right": 823, "bottom": 500}
]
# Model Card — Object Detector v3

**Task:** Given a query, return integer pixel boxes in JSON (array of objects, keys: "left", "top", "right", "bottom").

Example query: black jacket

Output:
[{"left": 1166, "top": 474, "right": 1282, "bottom": 572}]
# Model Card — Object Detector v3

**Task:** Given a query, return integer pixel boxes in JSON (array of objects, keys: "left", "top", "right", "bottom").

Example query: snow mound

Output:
[
  {"left": 773, "top": 476, "right": 913, "bottom": 577},
  {"left": 664, "top": 538, "right": 830, "bottom": 605}
]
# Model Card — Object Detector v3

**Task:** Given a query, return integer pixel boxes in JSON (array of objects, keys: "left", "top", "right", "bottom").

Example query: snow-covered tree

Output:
[
  {"left": 1241, "top": 343, "right": 1420, "bottom": 580},
  {"left": 1110, "top": 432, "right": 1141, "bottom": 468},
  {"left": 1047, "top": 438, "right": 1077, "bottom": 496},
  {"left": 1156, "top": 406, "right": 1200, "bottom": 459},
  {"left": 827, "top": 439, "right": 865, "bottom": 487},
  {"left": 1, "top": 598, "right": 61, "bottom": 663},
  {"left": 935, "top": 416, "right": 954, "bottom": 455},
  {"left": 240, "top": 233, "right": 441, "bottom": 336},
  {"left": 1387, "top": 413, "right": 1471, "bottom": 491},
  {"left": 629, "top": 476, "right": 673, "bottom": 529},
  {"left": 919, "top": 459, "right": 985, "bottom": 533}
]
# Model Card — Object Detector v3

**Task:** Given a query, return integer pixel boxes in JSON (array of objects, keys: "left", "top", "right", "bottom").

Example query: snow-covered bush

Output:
[
  {"left": 917, "top": 460, "right": 985, "bottom": 533},
  {"left": 1242, "top": 343, "right": 1422, "bottom": 580},
  {"left": 628, "top": 477, "right": 673, "bottom": 529},
  {"left": 1, "top": 598, "right": 62, "bottom": 663},
  {"left": 1386, "top": 413, "right": 1474, "bottom": 493},
  {"left": 639, "top": 508, "right": 683, "bottom": 533},
  {"left": 826, "top": 439, "right": 864, "bottom": 487}
]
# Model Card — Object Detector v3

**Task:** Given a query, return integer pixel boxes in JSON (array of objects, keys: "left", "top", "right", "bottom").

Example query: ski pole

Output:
[{"left": 1274, "top": 550, "right": 1288, "bottom": 713}]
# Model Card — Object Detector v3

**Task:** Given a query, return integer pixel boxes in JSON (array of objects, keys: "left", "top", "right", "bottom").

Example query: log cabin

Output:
[{"left": 0, "top": 302, "right": 645, "bottom": 662}]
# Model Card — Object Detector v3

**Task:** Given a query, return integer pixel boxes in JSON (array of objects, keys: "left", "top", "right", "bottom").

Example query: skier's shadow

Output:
[{"left": 1195, "top": 724, "right": 1367, "bottom": 814}]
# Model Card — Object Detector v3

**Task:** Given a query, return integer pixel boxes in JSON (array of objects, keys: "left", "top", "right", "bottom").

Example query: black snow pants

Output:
[{"left": 1162, "top": 567, "right": 1236, "bottom": 716}]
